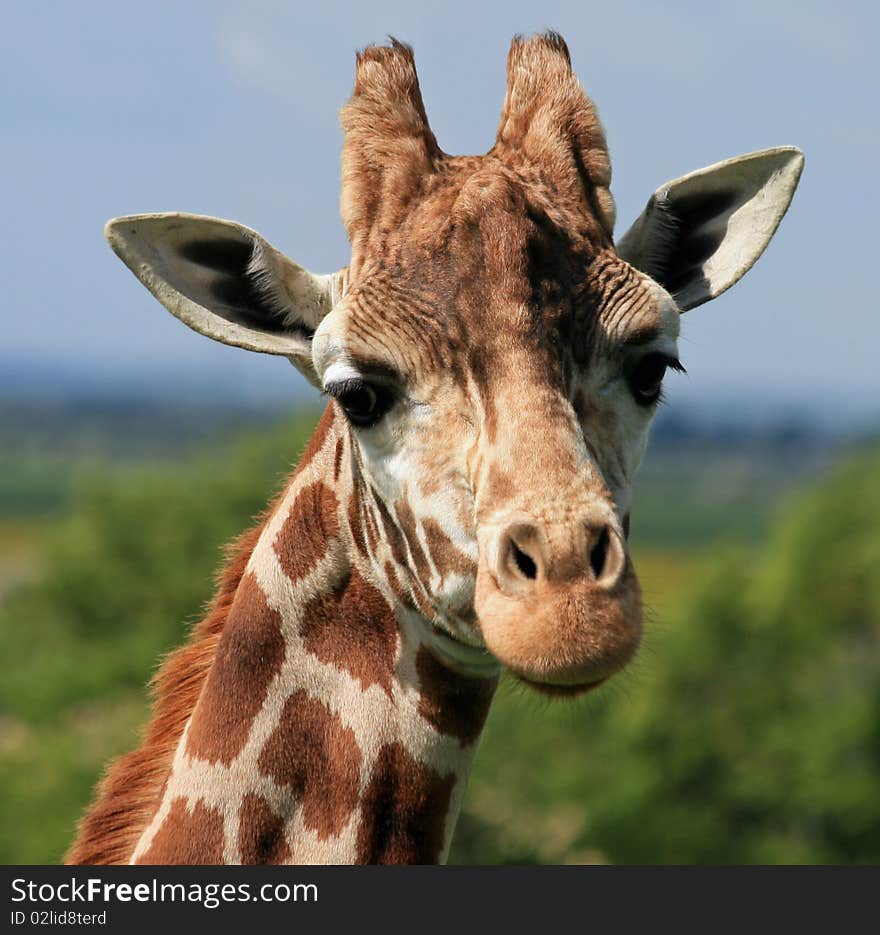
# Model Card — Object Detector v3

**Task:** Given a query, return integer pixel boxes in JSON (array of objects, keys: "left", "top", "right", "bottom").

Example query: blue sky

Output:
[{"left": 2, "top": 1, "right": 876, "bottom": 422}]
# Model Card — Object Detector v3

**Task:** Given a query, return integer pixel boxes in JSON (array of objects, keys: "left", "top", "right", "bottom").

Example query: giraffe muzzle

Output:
[{"left": 474, "top": 514, "right": 642, "bottom": 693}]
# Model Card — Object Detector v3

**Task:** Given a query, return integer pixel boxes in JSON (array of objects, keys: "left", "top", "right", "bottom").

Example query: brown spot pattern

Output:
[
  {"left": 333, "top": 437, "right": 345, "bottom": 482},
  {"left": 238, "top": 794, "right": 291, "bottom": 864},
  {"left": 384, "top": 561, "right": 409, "bottom": 605},
  {"left": 356, "top": 742, "right": 455, "bottom": 864},
  {"left": 347, "top": 493, "right": 368, "bottom": 557},
  {"left": 300, "top": 568, "right": 398, "bottom": 695},
  {"left": 305, "top": 404, "right": 336, "bottom": 458},
  {"left": 363, "top": 502, "right": 380, "bottom": 555},
  {"left": 137, "top": 797, "right": 224, "bottom": 865},
  {"left": 395, "top": 498, "right": 432, "bottom": 583},
  {"left": 274, "top": 482, "right": 340, "bottom": 582},
  {"left": 258, "top": 691, "right": 362, "bottom": 839},
  {"left": 375, "top": 496, "right": 408, "bottom": 567},
  {"left": 421, "top": 518, "right": 474, "bottom": 579},
  {"left": 186, "top": 572, "right": 285, "bottom": 765},
  {"left": 416, "top": 646, "right": 497, "bottom": 745}
]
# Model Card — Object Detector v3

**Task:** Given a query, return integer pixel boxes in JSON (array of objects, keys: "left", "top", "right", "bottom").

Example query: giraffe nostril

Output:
[
  {"left": 511, "top": 541, "right": 538, "bottom": 580},
  {"left": 495, "top": 523, "right": 545, "bottom": 592},
  {"left": 589, "top": 526, "right": 610, "bottom": 579}
]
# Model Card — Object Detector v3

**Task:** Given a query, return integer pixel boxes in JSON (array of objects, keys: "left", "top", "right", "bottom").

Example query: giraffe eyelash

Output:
[{"left": 323, "top": 376, "right": 369, "bottom": 400}]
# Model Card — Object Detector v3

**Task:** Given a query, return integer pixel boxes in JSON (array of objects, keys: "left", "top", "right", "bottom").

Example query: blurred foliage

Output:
[
  {"left": 0, "top": 410, "right": 877, "bottom": 864},
  {"left": 0, "top": 399, "right": 286, "bottom": 519}
]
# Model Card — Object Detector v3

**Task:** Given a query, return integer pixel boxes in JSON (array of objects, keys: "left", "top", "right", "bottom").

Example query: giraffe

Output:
[{"left": 67, "top": 34, "right": 803, "bottom": 865}]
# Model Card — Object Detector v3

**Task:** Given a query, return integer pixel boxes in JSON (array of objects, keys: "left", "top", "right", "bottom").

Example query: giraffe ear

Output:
[
  {"left": 616, "top": 147, "right": 804, "bottom": 311},
  {"left": 105, "top": 213, "right": 343, "bottom": 386}
]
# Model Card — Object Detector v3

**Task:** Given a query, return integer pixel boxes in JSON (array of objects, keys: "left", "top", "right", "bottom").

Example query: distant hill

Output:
[
  {"left": 2, "top": 354, "right": 878, "bottom": 437},
  {"left": 0, "top": 354, "right": 311, "bottom": 408}
]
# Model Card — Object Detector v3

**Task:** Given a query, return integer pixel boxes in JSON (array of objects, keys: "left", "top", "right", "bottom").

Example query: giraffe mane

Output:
[
  {"left": 65, "top": 409, "right": 336, "bottom": 865},
  {"left": 64, "top": 520, "right": 264, "bottom": 864}
]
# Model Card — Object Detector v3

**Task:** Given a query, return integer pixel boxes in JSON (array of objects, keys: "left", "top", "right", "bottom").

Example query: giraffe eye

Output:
[
  {"left": 327, "top": 378, "right": 395, "bottom": 428},
  {"left": 628, "top": 353, "right": 685, "bottom": 407}
]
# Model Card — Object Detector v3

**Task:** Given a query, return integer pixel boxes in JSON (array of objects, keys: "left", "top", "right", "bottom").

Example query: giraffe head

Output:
[{"left": 105, "top": 34, "right": 802, "bottom": 696}]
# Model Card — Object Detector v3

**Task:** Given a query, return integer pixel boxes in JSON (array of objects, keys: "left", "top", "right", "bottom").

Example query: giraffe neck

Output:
[{"left": 130, "top": 406, "right": 497, "bottom": 864}]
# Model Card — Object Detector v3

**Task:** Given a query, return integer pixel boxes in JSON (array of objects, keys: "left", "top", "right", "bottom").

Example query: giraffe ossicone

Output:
[{"left": 69, "top": 33, "right": 803, "bottom": 865}]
